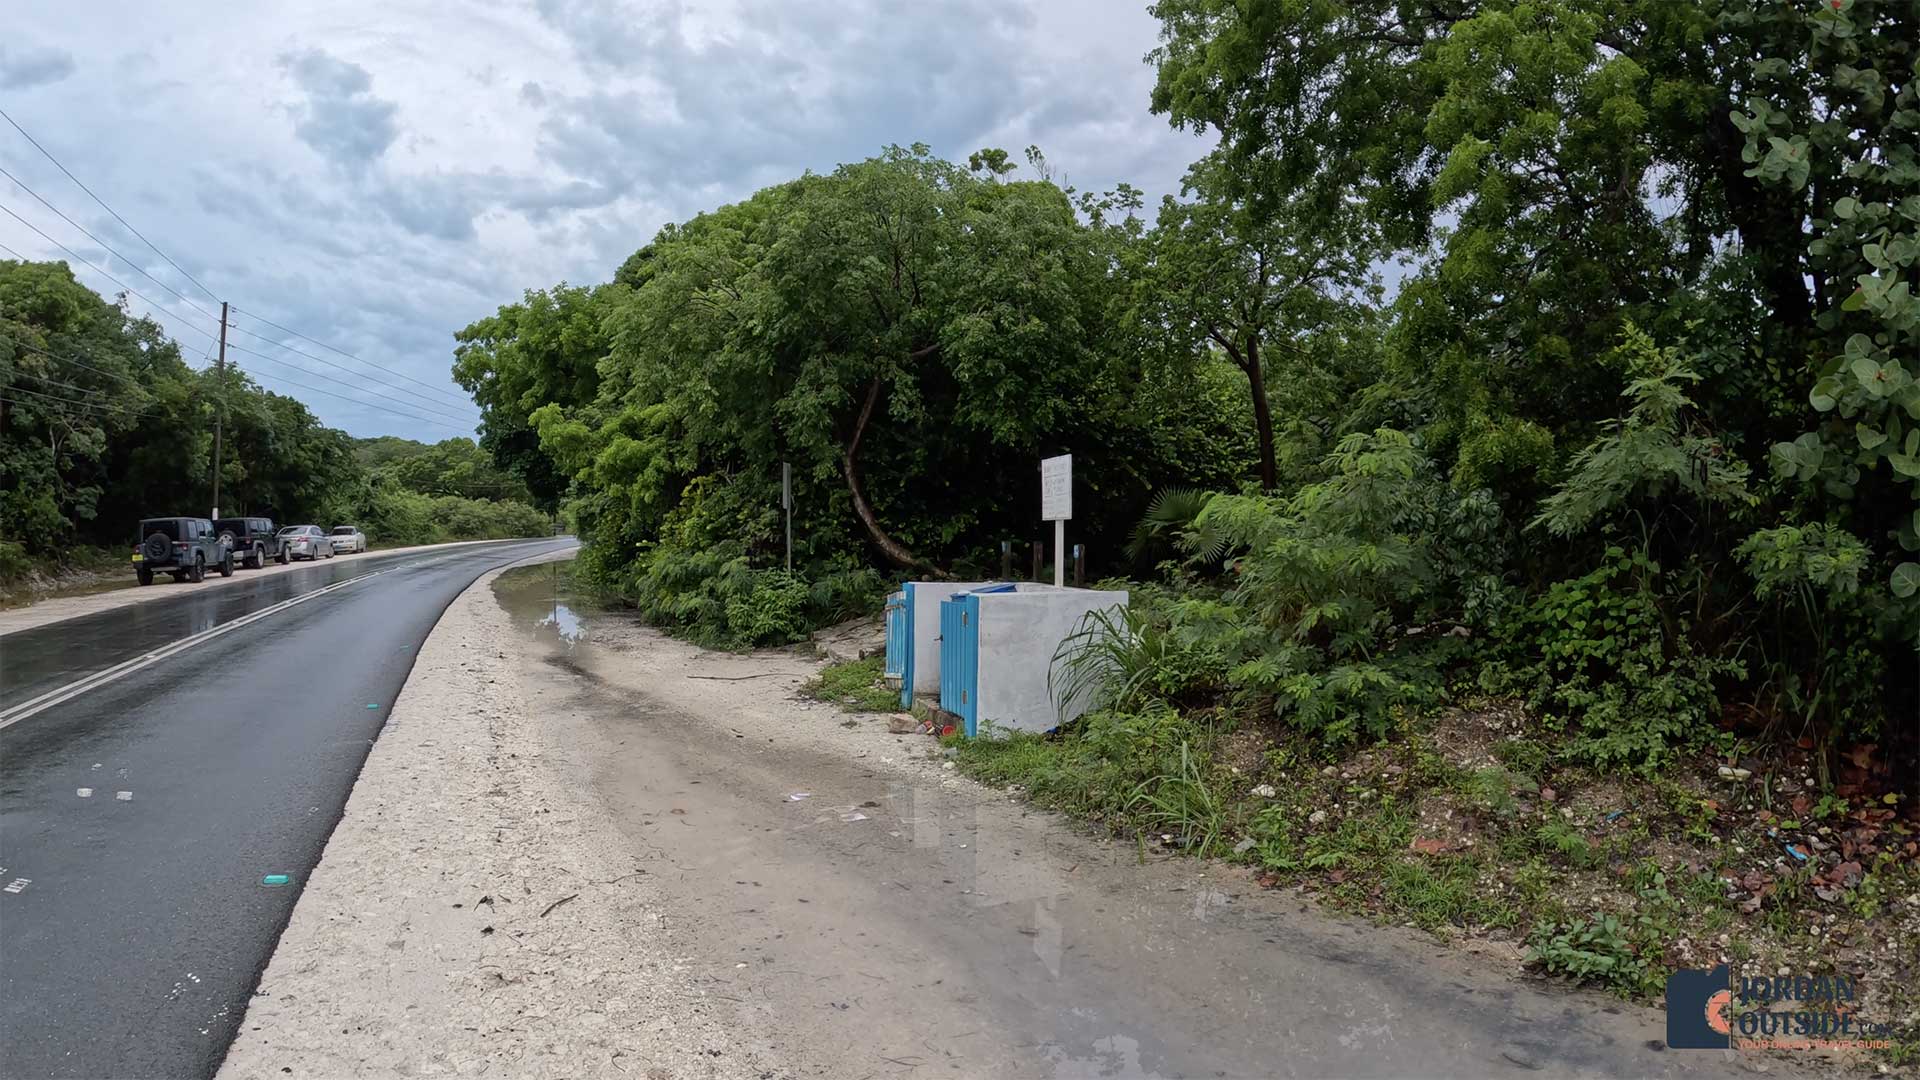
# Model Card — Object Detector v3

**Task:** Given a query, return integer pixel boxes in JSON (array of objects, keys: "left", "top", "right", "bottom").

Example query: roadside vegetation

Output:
[
  {"left": 0, "top": 259, "right": 552, "bottom": 591},
  {"left": 447, "top": 1, "right": 1917, "bottom": 1053},
  {"left": 450, "top": 7, "right": 1914, "bottom": 1027},
  {"left": 803, "top": 656, "right": 899, "bottom": 713}
]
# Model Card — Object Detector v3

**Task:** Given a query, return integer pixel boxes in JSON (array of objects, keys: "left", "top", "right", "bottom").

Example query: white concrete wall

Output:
[
  {"left": 974, "top": 587, "right": 1128, "bottom": 735},
  {"left": 904, "top": 581, "right": 998, "bottom": 699}
]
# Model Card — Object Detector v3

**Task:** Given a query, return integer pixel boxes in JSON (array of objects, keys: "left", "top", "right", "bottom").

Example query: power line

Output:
[
  {"left": 231, "top": 307, "right": 476, "bottom": 407},
  {"left": 0, "top": 105, "right": 221, "bottom": 305},
  {"left": 0, "top": 336, "right": 146, "bottom": 388},
  {"left": 14, "top": 367, "right": 114, "bottom": 399},
  {"left": 0, "top": 108, "right": 482, "bottom": 433},
  {"left": 0, "top": 205, "right": 471, "bottom": 429},
  {"left": 226, "top": 358, "right": 472, "bottom": 432},
  {"left": 221, "top": 321, "right": 480, "bottom": 418},
  {"left": 0, "top": 164, "right": 222, "bottom": 323},
  {"left": 0, "top": 200, "right": 225, "bottom": 342},
  {"left": 1, "top": 381, "right": 142, "bottom": 416},
  {"left": 220, "top": 340, "right": 480, "bottom": 426}
]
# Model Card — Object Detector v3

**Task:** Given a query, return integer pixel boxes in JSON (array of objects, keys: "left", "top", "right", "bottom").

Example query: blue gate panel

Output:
[{"left": 883, "top": 593, "right": 906, "bottom": 680}]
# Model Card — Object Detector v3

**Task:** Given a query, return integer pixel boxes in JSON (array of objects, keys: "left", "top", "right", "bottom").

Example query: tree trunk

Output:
[
  {"left": 1708, "top": 104, "right": 1811, "bottom": 330},
  {"left": 842, "top": 375, "right": 929, "bottom": 571},
  {"left": 1245, "top": 336, "right": 1278, "bottom": 493}
]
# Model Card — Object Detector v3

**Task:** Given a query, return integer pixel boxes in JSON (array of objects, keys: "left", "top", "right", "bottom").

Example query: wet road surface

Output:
[{"left": 0, "top": 538, "right": 574, "bottom": 1080}]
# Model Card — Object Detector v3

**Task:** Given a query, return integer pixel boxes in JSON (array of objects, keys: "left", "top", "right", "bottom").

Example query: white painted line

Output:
[
  {"left": 3, "top": 878, "right": 30, "bottom": 894},
  {"left": 76, "top": 787, "right": 92, "bottom": 798},
  {"left": 115, "top": 790, "right": 132, "bottom": 801},
  {"left": 0, "top": 566, "right": 405, "bottom": 730}
]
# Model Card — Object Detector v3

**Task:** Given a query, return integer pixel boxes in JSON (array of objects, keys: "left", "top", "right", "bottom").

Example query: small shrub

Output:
[
  {"left": 806, "top": 657, "right": 898, "bottom": 712},
  {"left": 1175, "top": 429, "right": 1505, "bottom": 747},
  {"left": 1524, "top": 915, "right": 1651, "bottom": 996},
  {"left": 723, "top": 570, "right": 810, "bottom": 646},
  {"left": 1533, "top": 819, "right": 1597, "bottom": 868},
  {"left": 1490, "top": 547, "right": 1740, "bottom": 772},
  {"left": 0, "top": 540, "right": 30, "bottom": 584}
]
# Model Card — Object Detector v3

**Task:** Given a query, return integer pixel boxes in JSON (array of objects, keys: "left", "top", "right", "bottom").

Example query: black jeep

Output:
[
  {"left": 132, "top": 517, "right": 234, "bottom": 585},
  {"left": 212, "top": 516, "right": 285, "bottom": 569}
]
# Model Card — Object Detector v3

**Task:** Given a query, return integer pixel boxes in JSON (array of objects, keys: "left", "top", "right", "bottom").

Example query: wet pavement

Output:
[
  {"left": 1, "top": 544, "right": 536, "bottom": 713},
  {"left": 0, "top": 538, "right": 574, "bottom": 1080}
]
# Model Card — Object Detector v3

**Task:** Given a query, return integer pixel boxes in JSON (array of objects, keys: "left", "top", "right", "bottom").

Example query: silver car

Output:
[
  {"left": 329, "top": 525, "right": 367, "bottom": 554},
  {"left": 278, "top": 525, "right": 335, "bottom": 561}
]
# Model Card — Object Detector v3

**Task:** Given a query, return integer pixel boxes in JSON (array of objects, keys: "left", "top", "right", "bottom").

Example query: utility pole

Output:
[
  {"left": 210, "top": 301, "right": 228, "bottom": 520},
  {"left": 781, "top": 461, "right": 793, "bottom": 572}
]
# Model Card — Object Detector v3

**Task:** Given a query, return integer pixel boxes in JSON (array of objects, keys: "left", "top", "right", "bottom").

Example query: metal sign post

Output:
[
  {"left": 782, "top": 462, "right": 793, "bottom": 573},
  {"left": 1040, "top": 454, "right": 1072, "bottom": 587}
]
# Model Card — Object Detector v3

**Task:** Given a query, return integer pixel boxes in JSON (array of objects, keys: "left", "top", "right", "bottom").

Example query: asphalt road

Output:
[{"left": 0, "top": 538, "right": 575, "bottom": 1080}]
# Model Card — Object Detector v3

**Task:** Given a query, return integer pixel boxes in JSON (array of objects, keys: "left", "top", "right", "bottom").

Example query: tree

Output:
[
  {"left": 453, "top": 284, "right": 612, "bottom": 513},
  {"left": 1148, "top": 153, "right": 1378, "bottom": 491},
  {"left": 1738, "top": 0, "right": 1920, "bottom": 618}
]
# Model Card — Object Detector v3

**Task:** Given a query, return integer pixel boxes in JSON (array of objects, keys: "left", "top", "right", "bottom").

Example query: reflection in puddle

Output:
[
  {"left": 492, "top": 560, "right": 589, "bottom": 650},
  {"left": 539, "top": 602, "right": 585, "bottom": 642}
]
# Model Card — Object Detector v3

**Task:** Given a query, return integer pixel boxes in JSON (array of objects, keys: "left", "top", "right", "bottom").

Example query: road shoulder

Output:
[{"left": 215, "top": 552, "right": 752, "bottom": 1080}]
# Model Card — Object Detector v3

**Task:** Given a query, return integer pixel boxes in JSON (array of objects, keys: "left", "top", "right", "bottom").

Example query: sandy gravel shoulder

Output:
[
  {"left": 0, "top": 538, "right": 541, "bottom": 637},
  {"left": 214, "top": 551, "right": 754, "bottom": 1080}
]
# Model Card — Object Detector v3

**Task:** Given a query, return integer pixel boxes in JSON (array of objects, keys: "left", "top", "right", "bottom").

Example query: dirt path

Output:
[
  {"left": 225, "top": 559, "right": 1817, "bottom": 1078},
  {"left": 504, "top": 576, "right": 1807, "bottom": 1080}
]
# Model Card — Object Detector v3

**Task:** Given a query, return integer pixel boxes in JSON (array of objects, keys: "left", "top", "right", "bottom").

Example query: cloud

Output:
[
  {"left": 278, "top": 48, "right": 400, "bottom": 168},
  {"left": 0, "top": 44, "right": 76, "bottom": 89},
  {"left": 4, "top": 0, "right": 1201, "bottom": 440},
  {"left": 528, "top": 0, "right": 1050, "bottom": 212}
]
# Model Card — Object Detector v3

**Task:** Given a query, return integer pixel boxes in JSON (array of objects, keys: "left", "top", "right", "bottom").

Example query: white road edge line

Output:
[{"left": 0, "top": 566, "right": 404, "bottom": 730}]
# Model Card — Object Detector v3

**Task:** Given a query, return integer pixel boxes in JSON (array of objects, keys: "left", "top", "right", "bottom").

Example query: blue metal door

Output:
[{"left": 939, "top": 593, "right": 980, "bottom": 735}]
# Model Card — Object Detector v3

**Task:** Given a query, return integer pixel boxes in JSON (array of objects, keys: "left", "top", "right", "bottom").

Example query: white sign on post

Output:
[
  {"left": 1040, "top": 454, "right": 1071, "bottom": 586},
  {"left": 1040, "top": 454, "right": 1072, "bottom": 521}
]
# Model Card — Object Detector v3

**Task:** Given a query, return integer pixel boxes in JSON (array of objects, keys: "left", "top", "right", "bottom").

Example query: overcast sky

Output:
[{"left": 1, "top": 0, "right": 1205, "bottom": 441}]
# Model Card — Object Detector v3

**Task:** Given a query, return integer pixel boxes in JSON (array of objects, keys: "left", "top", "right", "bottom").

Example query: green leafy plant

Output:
[
  {"left": 805, "top": 657, "right": 899, "bottom": 712},
  {"left": 1524, "top": 915, "right": 1651, "bottom": 996},
  {"left": 1179, "top": 429, "right": 1500, "bottom": 746},
  {"left": 1491, "top": 547, "right": 1741, "bottom": 772}
]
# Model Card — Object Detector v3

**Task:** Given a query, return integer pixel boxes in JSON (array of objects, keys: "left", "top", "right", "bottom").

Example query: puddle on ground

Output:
[{"left": 492, "top": 561, "right": 589, "bottom": 650}]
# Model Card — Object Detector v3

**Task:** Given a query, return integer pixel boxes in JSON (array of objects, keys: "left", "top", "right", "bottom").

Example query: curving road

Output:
[{"left": 0, "top": 538, "right": 575, "bottom": 1079}]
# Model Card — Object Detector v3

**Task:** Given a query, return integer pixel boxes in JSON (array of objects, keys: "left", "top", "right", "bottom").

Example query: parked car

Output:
[
  {"left": 132, "top": 517, "right": 234, "bottom": 585},
  {"left": 328, "top": 525, "right": 367, "bottom": 554},
  {"left": 213, "top": 516, "right": 283, "bottom": 569},
  {"left": 277, "top": 525, "right": 336, "bottom": 561}
]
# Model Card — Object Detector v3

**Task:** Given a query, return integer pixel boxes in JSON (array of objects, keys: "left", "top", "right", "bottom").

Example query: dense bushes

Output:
[{"left": 449, "top": 0, "right": 1916, "bottom": 778}]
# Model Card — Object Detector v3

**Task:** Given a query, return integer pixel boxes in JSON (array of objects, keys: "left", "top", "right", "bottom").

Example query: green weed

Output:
[{"left": 804, "top": 657, "right": 899, "bottom": 712}]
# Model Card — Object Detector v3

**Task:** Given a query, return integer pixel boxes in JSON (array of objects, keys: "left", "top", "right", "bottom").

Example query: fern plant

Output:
[{"left": 1533, "top": 324, "right": 1756, "bottom": 539}]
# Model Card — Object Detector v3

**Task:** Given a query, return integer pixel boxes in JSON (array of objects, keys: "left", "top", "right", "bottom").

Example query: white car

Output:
[{"left": 329, "top": 525, "right": 368, "bottom": 554}]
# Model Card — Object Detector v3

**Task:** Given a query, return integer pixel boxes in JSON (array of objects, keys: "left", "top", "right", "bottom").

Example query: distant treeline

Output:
[{"left": 0, "top": 258, "right": 548, "bottom": 580}]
